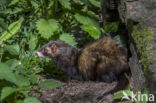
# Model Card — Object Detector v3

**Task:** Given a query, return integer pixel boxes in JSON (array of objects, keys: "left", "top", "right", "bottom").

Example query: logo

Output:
[
  {"left": 121, "top": 91, "right": 154, "bottom": 102},
  {"left": 121, "top": 91, "right": 130, "bottom": 101}
]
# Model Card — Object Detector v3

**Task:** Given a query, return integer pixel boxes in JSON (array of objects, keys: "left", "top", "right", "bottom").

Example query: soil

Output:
[{"left": 30, "top": 76, "right": 131, "bottom": 103}]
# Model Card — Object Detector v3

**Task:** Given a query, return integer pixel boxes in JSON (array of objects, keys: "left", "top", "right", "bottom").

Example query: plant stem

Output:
[
  {"left": 0, "top": 47, "right": 4, "bottom": 62},
  {"left": 52, "top": 0, "right": 58, "bottom": 18}
]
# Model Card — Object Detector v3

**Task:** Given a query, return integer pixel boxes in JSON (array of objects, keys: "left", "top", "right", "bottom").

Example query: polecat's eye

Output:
[
  {"left": 44, "top": 48, "right": 48, "bottom": 53},
  {"left": 41, "top": 48, "right": 46, "bottom": 53}
]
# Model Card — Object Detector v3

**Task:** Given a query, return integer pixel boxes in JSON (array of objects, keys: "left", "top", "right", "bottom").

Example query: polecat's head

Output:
[{"left": 36, "top": 40, "right": 70, "bottom": 58}]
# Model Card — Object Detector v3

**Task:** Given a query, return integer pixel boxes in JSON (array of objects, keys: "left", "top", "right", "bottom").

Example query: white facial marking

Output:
[{"left": 36, "top": 52, "right": 45, "bottom": 57}]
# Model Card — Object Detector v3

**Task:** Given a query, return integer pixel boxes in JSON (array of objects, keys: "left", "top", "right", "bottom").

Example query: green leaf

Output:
[
  {"left": 59, "top": 33, "right": 77, "bottom": 46},
  {"left": 87, "top": 11, "right": 99, "bottom": 20},
  {"left": 24, "top": 97, "right": 41, "bottom": 103},
  {"left": 28, "top": 74, "right": 39, "bottom": 84},
  {"left": 88, "top": 0, "right": 100, "bottom": 7},
  {"left": 28, "top": 35, "right": 38, "bottom": 50},
  {"left": 58, "top": 0, "right": 71, "bottom": 9},
  {"left": 1, "top": 8, "right": 24, "bottom": 15},
  {"left": 31, "top": 1, "right": 39, "bottom": 9},
  {"left": 0, "top": 9, "right": 12, "bottom": 15},
  {"left": 36, "top": 19, "right": 59, "bottom": 39},
  {"left": 4, "top": 44, "right": 20, "bottom": 55},
  {"left": 113, "top": 90, "right": 131, "bottom": 100},
  {"left": 113, "top": 90, "right": 124, "bottom": 99},
  {"left": 74, "top": 13, "right": 99, "bottom": 27},
  {"left": 103, "top": 22, "right": 119, "bottom": 34},
  {"left": 15, "top": 75, "right": 30, "bottom": 87},
  {"left": 0, "top": 18, "right": 7, "bottom": 30},
  {"left": 38, "top": 80, "right": 62, "bottom": 89},
  {"left": 0, "top": 41, "right": 2, "bottom": 45},
  {"left": 114, "top": 35, "right": 121, "bottom": 41},
  {"left": 5, "top": 59, "right": 17, "bottom": 70},
  {"left": 80, "top": 0, "right": 89, "bottom": 4},
  {"left": 81, "top": 25, "right": 100, "bottom": 39},
  {"left": 48, "top": 1, "right": 54, "bottom": 9},
  {"left": 0, "top": 63, "right": 17, "bottom": 85},
  {"left": 10, "top": 7, "right": 24, "bottom": 14},
  {"left": 0, "top": 18, "right": 24, "bottom": 42},
  {"left": 9, "top": 0, "right": 19, "bottom": 6},
  {"left": 17, "top": 100, "right": 24, "bottom": 103},
  {"left": 20, "top": 86, "right": 32, "bottom": 97},
  {"left": 1, "top": 87, "right": 17, "bottom": 100}
]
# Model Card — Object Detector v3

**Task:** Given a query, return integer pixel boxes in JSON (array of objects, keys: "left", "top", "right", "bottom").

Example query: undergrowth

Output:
[{"left": 0, "top": 0, "right": 120, "bottom": 102}]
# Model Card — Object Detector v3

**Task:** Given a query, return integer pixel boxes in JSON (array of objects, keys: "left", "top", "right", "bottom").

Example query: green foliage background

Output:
[
  {"left": 0, "top": 0, "right": 119, "bottom": 102},
  {"left": 0, "top": 0, "right": 101, "bottom": 102}
]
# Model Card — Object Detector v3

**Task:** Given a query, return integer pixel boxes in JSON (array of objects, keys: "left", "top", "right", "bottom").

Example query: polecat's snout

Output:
[{"left": 36, "top": 51, "right": 45, "bottom": 57}]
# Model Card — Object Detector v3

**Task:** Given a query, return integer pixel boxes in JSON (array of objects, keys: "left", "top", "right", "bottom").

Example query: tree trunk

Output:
[{"left": 100, "top": 0, "right": 156, "bottom": 99}]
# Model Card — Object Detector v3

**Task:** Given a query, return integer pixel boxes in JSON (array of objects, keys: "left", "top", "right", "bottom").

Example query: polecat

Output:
[{"left": 36, "top": 37, "right": 129, "bottom": 82}]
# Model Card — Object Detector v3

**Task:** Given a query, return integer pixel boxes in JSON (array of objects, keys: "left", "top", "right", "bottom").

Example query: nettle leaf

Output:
[
  {"left": 24, "top": 97, "right": 41, "bottom": 103},
  {"left": 4, "top": 44, "right": 20, "bottom": 55},
  {"left": 5, "top": 59, "right": 18, "bottom": 70},
  {"left": 74, "top": 13, "right": 99, "bottom": 28},
  {"left": 1, "top": 87, "right": 17, "bottom": 100},
  {"left": 28, "top": 35, "right": 38, "bottom": 50},
  {"left": 0, "top": 18, "right": 24, "bottom": 42},
  {"left": 103, "top": 22, "right": 119, "bottom": 34},
  {"left": 58, "top": 0, "right": 71, "bottom": 9},
  {"left": 59, "top": 33, "right": 77, "bottom": 46},
  {"left": 36, "top": 19, "right": 59, "bottom": 39},
  {"left": 88, "top": 0, "right": 100, "bottom": 7},
  {"left": 15, "top": 75, "right": 30, "bottom": 87},
  {"left": 28, "top": 74, "right": 39, "bottom": 85},
  {"left": 81, "top": 25, "right": 100, "bottom": 39},
  {"left": 38, "top": 80, "right": 62, "bottom": 89},
  {"left": 0, "top": 63, "right": 17, "bottom": 85}
]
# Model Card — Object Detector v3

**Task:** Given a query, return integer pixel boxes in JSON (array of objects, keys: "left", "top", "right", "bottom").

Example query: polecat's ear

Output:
[{"left": 51, "top": 44, "right": 57, "bottom": 53}]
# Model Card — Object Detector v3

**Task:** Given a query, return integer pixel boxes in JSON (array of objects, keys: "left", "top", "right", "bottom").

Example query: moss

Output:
[{"left": 131, "top": 24, "right": 155, "bottom": 86}]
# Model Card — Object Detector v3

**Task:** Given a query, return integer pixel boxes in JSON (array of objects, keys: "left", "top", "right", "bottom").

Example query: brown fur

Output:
[
  {"left": 37, "top": 37, "right": 128, "bottom": 82},
  {"left": 78, "top": 37, "right": 128, "bottom": 82}
]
